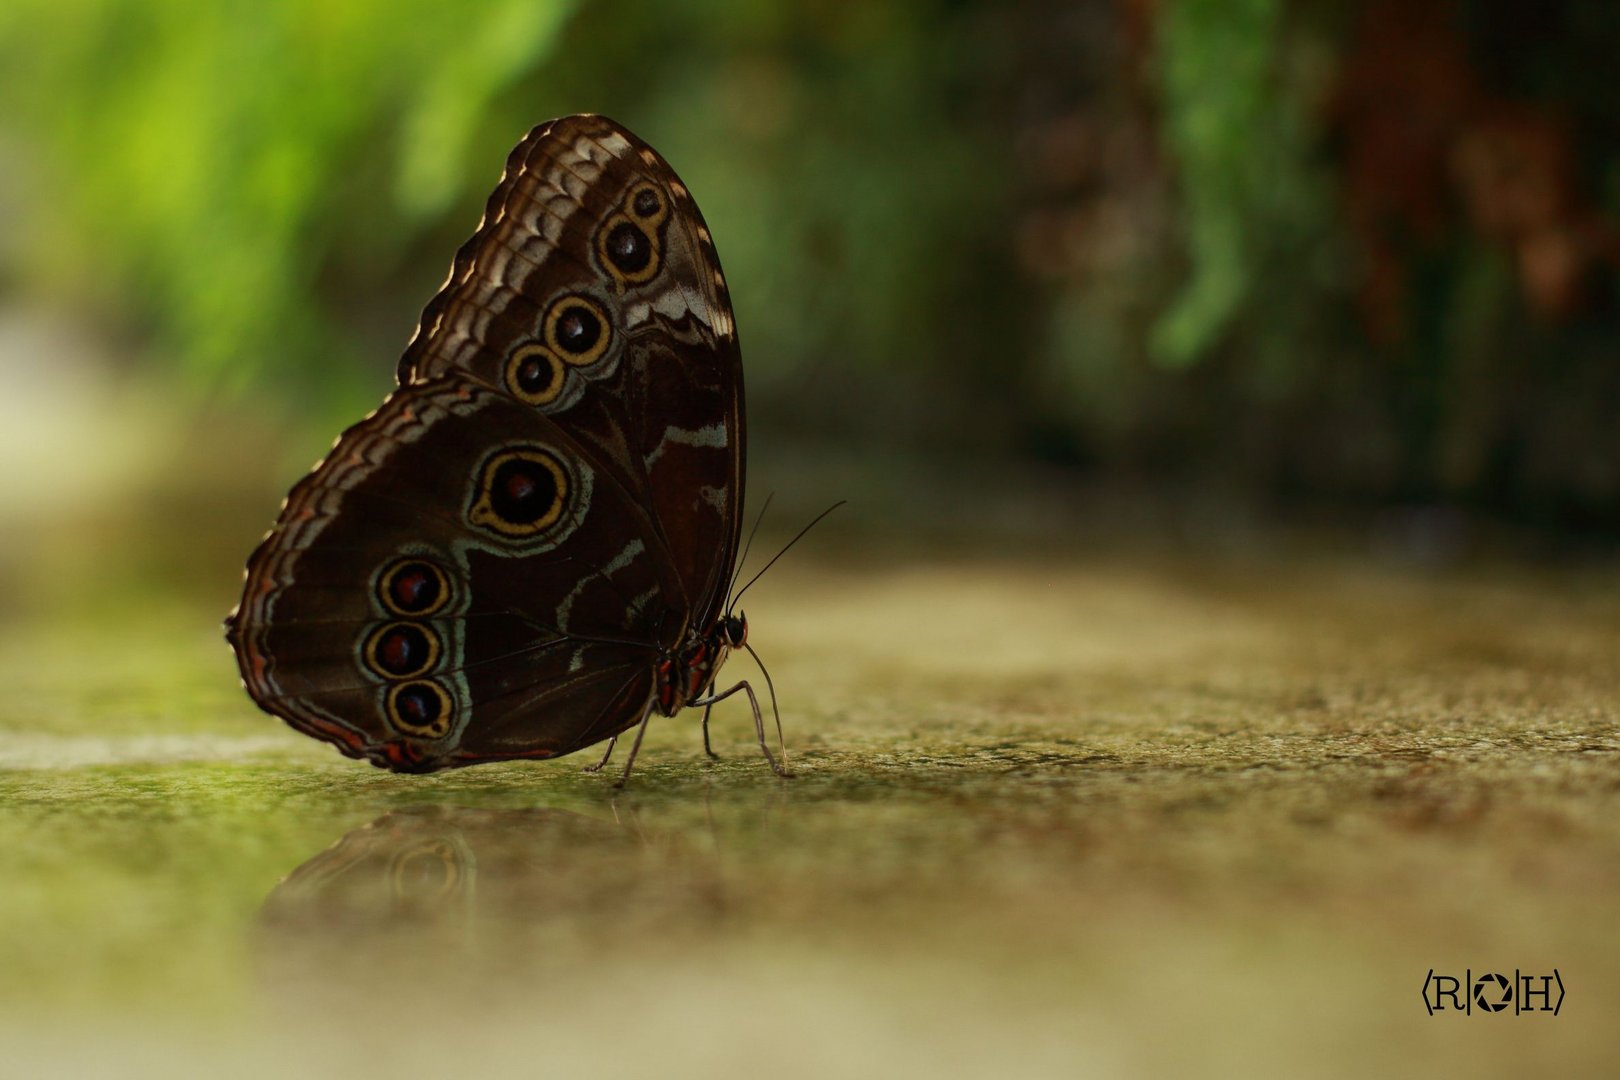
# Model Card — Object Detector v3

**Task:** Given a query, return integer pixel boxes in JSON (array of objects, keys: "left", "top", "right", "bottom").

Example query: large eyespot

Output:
[
  {"left": 376, "top": 559, "right": 450, "bottom": 616},
  {"left": 505, "top": 344, "right": 566, "bottom": 405},
  {"left": 543, "top": 296, "right": 611, "bottom": 367},
  {"left": 467, "top": 446, "right": 569, "bottom": 538},
  {"left": 626, "top": 182, "right": 669, "bottom": 227},
  {"left": 362, "top": 621, "right": 441, "bottom": 679},
  {"left": 597, "top": 213, "right": 661, "bottom": 286},
  {"left": 386, "top": 680, "right": 454, "bottom": 740}
]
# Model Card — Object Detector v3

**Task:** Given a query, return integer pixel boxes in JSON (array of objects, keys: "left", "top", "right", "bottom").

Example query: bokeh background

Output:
[
  {"left": 7, "top": 0, "right": 1620, "bottom": 551},
  {"left": 1, "top": 2, "right": 1617, "bottom": 1077}
]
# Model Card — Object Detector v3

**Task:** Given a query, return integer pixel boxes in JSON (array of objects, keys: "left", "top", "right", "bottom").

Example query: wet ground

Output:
[{"left": 1, "top": 548, "right": 1617, "bottom": 1077}]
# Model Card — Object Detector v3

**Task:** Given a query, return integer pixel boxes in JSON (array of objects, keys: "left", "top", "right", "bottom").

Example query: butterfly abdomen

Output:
[{"left": 654, "top": 633, "right": 730, "bottom": 717}]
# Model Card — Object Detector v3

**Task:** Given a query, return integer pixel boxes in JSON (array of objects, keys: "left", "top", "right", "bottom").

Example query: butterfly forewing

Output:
[
  {"left": 399, "top": 115, "right": 744, "bottom": 624},
  {"left": 228, "top": 116, "right": 745, "bottom": 772}
]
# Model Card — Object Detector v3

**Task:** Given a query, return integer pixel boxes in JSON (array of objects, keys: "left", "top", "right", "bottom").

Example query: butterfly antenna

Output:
[
  {"left": 744, "top": 642, "right": 787, "bottom": 770},
  {"left": 729, "top": 500, "right": 846, "bottom": 611},
  {"left": 726, "top": 492, "right": 775, "bottom": 606}
]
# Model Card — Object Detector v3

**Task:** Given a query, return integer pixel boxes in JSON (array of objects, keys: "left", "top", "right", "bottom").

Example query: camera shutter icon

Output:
[{"left": 1473, "top": 973, "right": 1512, "bottom": 1012}]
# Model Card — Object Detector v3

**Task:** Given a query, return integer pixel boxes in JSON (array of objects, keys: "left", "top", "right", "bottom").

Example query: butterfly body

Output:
[
  {"left": 656, "top": 612, "right": 749, "bottom": 717},
  {"left": 227, "top": 116, "right": 778, "bottom": 780}
]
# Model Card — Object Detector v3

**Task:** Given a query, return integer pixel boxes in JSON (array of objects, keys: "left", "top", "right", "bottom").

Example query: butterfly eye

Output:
[
  {"left": 723, "top": 614, "right": 747, "bottom": 648},
  {"left": 386, "top": 680, "right": 454, "bottom": 740},
  {"left": 376, "top": 559, "right": 450, "bottom": 616}
]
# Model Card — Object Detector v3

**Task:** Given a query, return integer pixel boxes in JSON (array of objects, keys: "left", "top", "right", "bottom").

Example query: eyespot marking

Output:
[
  {"left": 596, "top": 189, "right": 665, "bottom": 287},
  {"left": 599, "top": 216, "right": 656, "bottom": 280},
  {"left": 363, "top": 622, "right": 441, "bottom": 679},
  {"left": 543, "top": 295, "right": 611, "bottom": 366},
  {"left": 468, "top": 446, "right": 570, "bottom": 537},
  {"left": 386, "top": 680, "right": 453, "bottom": 740},
  {"left": 626, "top": 182, "right": 669, "bottom": 228},
  {"left": 376, "top": 559, "right": 450, "bottom": 617},
  {"left": 505, "top": 344, "right": 567, "bottom": 405}
]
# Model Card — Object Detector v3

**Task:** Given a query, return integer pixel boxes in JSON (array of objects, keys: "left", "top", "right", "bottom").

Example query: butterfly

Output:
[{"left": 226, "top": 115, "right": 787, "bottom": 784}]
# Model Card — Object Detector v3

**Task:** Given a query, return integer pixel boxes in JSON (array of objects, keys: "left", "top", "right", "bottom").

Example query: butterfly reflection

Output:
[{"left": 260, "top": 804, "right": 724, "bottom": 942}]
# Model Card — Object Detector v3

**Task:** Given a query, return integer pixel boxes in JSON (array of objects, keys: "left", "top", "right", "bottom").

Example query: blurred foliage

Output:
[
  {"left": 0, "top": 0, "right": 1007, "bottom": 435},
  {"left": 1153, "top": 0, "right": 1336, "bottom": 371},
  {"left": 1, "top": 0, "right": 1618, "bottom": 533},
  {"left": 0, "top": 0, "right": 580, "bottom": 406}
]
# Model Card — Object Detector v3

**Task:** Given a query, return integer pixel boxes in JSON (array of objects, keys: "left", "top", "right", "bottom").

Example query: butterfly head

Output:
[{"left": 719, "top": 612, "right": 748, "bottom": 649}]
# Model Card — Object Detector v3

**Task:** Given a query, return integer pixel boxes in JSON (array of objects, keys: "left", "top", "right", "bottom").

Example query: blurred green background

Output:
[
  {"left": 2, "top": 3, "right": 1618, "bottom": 1077},
  {"left": 5, "top": 0, "right": 1619, "bottom": 547}
]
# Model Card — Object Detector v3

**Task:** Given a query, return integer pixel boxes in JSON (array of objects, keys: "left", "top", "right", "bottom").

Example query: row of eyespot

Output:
[
  {"left": 505, "top": 179, "right": 670, "bottom": 405},
  {"left": 367, "top": 559, "right": 455, "bottom": 739}
]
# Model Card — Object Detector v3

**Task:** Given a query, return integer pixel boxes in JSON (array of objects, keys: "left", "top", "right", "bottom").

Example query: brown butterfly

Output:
[{"left": 226, "top": 115, "right": 787, "bottom": 784}]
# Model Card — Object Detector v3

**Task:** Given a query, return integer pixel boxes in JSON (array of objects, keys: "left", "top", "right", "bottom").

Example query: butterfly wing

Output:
[
  {"left": 228, "top": 116, "right": 745, "bottom": 771},
  {"left": 228, "top": 377, "right": 683, "bottom": 770}
]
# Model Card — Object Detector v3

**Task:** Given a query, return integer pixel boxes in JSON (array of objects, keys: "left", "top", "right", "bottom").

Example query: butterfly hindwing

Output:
[{"left": 230, "top": 377, "right": 681, "bottom": 769}]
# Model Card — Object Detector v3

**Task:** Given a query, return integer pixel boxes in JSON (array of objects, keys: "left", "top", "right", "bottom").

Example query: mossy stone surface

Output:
[{"left": 1, "top": 552, "right": 1616, "bottom": 1076}]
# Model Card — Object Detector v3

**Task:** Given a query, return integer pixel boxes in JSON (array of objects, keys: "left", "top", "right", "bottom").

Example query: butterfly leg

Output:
[
  {"left": 582, "top": 734, "right": 618, "bottom": 773},
  {"left": 613, "top": 697, "right": 659, "bottom": 789},
  {"left": 700, "top": 702, "right": 722, "bottom": 760},
  {"left": 691, "top": 681, "right": 792, "bottom": 778}
]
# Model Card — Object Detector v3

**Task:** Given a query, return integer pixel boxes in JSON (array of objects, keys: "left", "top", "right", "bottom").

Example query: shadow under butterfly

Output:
[{"left": 225, "top": 114, "right": 837, "bottom": 784}]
